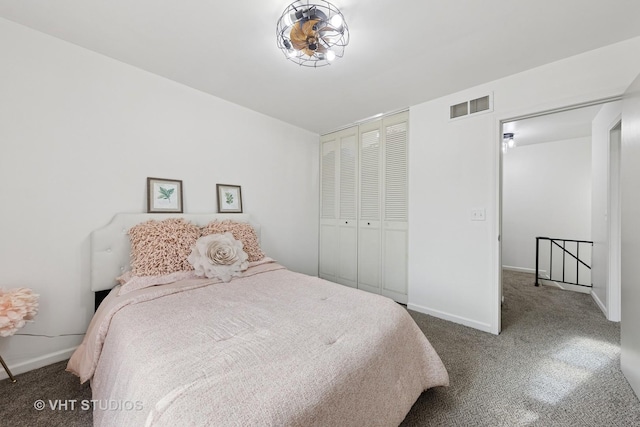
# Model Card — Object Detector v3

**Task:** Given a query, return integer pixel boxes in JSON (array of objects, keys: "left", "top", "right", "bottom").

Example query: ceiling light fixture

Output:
[
  {"left": 503, "top": 133, "right": 516, "bottom": 153},
  {"left": 276, "top": 1, "right": 350, "bottom": 67}
]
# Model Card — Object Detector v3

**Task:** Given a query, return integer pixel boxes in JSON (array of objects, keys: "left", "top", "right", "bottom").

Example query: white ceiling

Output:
[
  {"left": 503, "top": 104, "right": 605, "bottom": 147},
  {"left": 1, "top": 1, "right": 640, "bottom": 134}
]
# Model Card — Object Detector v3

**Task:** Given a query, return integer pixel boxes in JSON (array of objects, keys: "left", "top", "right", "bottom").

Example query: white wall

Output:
[
  {"left": 621, "top": 72, "right": 640, "bottom": 400},
  {"left": 502, "top": 137, "right": 592, "bottom": 273},
  {"left": 0, "top": 18, "right": 319, "bottom": 378},
  {"left": 408, "top": 36, "right": 640, "bottom": 334},
  {"left": 591, "top": 102, "right": 623, "bottom": 319}
]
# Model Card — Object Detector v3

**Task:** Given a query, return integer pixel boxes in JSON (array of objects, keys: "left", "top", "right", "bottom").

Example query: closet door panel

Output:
[
  {"left": 358, "top": 122, "right": 382, "bottom": 293},
  {"left": 359, "top": 127, "right": 381, "bottom": 222},
  {"left": 319, "top": 220, "right": 337, "bottom": 280},
  {"left": 383, "top": 117, "right": 408, "bottom": 223},
  {"left": 319, "top": 127, "right": 358, "bottom": 286},
  {"left": 381, "top": 112, "right": 409, "bottom": 302},
  {"left": 320, "top": 137, "right": 337, "bottom": 220},
  {"left": 357, "top": 220, "right": 380, "bottom": 293},
  {"left": 319, "top": 135, "right": 338, "bottom": 280},
  {"left": 337, "top": 220, "right": 358, "bottom": 287},
  {"left": 336, "top": 130, "right": 358, "bottom": 287},
  {"left": 339, "top": 132, "right": 358, "bottom": 220},
  {"left": 382, "top": 223, "right": 408, "bottom": 303}
]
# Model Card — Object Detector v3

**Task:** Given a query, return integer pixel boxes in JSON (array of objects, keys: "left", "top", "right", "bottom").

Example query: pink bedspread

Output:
[{"left": 68, "top": 263, "right": 448, "bottom": 426}]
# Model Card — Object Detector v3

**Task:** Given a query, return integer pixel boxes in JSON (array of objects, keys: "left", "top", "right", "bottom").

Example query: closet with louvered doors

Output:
[{"left": 319, "top": 111, "right": 408, "bottom": 303}]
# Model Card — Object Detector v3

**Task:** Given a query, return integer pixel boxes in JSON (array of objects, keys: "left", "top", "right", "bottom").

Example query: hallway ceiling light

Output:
[
  {"left": 503, "top": 132, "right": 516, "bottom": 153},
  {"left": 276, "top": 1, "right": 350, "bottom": 67},
  {"left": 504, "top": 133, "right": 515, "bottom": 147}
]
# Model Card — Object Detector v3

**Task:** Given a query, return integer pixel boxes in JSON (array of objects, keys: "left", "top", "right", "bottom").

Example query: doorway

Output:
[{"left": 498, "top": 99, "right": 623, "bottom": 329}]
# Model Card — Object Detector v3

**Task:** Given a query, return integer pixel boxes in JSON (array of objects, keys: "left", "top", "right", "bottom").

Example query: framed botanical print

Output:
[
  {"left": 216, "top": 184, "right": 242, "bottom": 213},
  {"left": 147, "top": 177, "right": 183, "bottom": 213}
]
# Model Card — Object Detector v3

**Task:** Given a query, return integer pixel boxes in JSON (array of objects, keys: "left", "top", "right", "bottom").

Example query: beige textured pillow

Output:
[
  {"left": 201, "top": 220, "right": 265, "bottom": 262},
  {"left": 129, "top": 218, "right": 201, "bottom": 276}
]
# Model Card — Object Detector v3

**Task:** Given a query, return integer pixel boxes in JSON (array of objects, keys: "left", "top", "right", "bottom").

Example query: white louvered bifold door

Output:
[
  {"left": 319, "top": 127, "right": 358, "bottom": 287},
  {"left": 381, "top": 112, "right": 409, "bottom": 303},
  {"left": 319, "top": 133, "right": 338, "bottom": 282},
  {"left": 357, "top": 120, "right": 382, "bottom": 294},
  {"left": 337, "top": 128, "right": 358, "bottom": 288}
]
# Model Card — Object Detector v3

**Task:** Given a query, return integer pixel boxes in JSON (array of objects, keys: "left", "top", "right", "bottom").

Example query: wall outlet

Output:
[{"left": 471, "top": 208, "right": 486, "bottom": 221}]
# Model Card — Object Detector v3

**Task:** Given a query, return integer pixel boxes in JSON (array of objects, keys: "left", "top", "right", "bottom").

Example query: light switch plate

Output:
[{"left": 471, "top": 208, "right": 486, "bottom": 221}]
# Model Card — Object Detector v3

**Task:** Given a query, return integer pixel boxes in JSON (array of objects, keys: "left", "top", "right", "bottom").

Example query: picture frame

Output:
[
  {"left": 216, "top": 184, "right": 243, "bottom": 213},
  {"left": 147, "top": 177, "right": 183, "bottom": 213}
]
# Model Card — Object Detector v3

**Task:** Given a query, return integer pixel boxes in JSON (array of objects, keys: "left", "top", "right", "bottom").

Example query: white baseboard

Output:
[
  {"left": 502, "top": 265, "right": 547, "bottom": 275},
  {"left": 530, "top": 270, "right": 591, "bottom": 294},
  {"left": 540, "top": 279, "right": 563, "bottom": 289},
  {"left": 407, "top": 303, "right": 494, "bottom": 334},
  {"left": 536, "top": 278, "right": 591, "bottom": 294},
  {"left": 591, "top": 291, "right": 608, "bottom": 318},
  {"left": 0, "top": 347, "right": 77, "bottom": 381}
]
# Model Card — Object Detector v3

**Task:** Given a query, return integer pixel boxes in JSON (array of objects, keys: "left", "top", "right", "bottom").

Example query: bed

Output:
[{"left": 68, "top": 213, "right": 448, "bottom": 426}]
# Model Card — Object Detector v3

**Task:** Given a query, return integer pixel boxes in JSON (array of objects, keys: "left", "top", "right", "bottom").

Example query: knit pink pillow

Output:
[
  {"left": 201, "top": 220, "right": 265, "bottom": 262},
  {"left": 129, "top": 218, "right": 201, "bottom": 276}
]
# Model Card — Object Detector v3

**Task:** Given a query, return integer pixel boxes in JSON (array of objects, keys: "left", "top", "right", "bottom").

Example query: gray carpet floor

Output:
[
  {"left": 1, "top": 270, "right": 639, "bottom": 426},
  {"left": 402, "top": 271, "right": 640, "bottom": 426}
]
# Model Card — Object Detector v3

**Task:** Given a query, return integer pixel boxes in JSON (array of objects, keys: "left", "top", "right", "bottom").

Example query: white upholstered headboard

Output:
[{"left": 90, "top": 213, "right": 258, "bottom": 292}]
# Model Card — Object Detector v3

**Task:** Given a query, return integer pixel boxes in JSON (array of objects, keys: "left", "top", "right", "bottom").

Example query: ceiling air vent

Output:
[{"left": 450, "top": 94, "right": 492, "bottom": 120}]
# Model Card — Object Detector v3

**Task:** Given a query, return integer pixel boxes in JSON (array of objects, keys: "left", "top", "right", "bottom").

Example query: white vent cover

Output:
[
  {"left": 450, "top": 101, "right": 468, "bottom": 119},
  {"left": 450, "top": 94, "right": 492, "bottom": 119}
]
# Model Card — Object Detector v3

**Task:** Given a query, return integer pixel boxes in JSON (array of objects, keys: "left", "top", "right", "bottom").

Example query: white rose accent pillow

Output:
[{"left": 187, "top": 233, "right": 249, "bottom": 282}]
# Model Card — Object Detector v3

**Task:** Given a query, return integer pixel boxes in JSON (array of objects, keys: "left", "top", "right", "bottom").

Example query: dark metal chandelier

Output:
[{"left": 276, "top": 1, "right": 350, "bottom": 67}]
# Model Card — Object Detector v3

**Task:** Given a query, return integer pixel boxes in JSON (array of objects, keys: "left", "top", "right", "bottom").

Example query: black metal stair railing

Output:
[{"left": 535, "top": 237, "right": 593, "bottom": 288}]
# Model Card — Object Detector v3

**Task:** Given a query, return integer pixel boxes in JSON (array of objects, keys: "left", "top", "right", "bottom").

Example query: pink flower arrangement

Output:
[{"left": 0, "top": 288, "right": 39, "bottom": 337}]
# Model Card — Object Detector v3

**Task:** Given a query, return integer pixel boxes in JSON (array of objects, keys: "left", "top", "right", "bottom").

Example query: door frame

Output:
[
  {"left": 493, "top": 95, "right": 623, "bottom": 333},
  {"left": 607, "top": 119, "right": 622, "bottom": 321}
]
